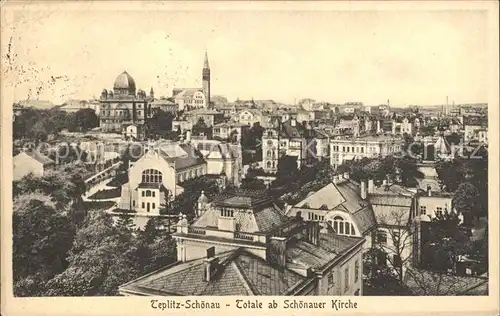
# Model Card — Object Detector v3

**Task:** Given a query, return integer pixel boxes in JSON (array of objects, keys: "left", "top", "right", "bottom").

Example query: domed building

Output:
[{"left": 99, "top": 71, "right": 154, "bottom": 139}]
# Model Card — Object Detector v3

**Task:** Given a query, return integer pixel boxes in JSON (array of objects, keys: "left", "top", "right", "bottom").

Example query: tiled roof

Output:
[
  {"left": 213, "top": 189, "right": 273, "bottom": 209},
  {"left": 368, "top": 194, "right": 413, "bottom": 207},
  {"left": 287, "top": 234, "right": 364, "bottom": 269},
  {"left": 352, "top": 207, "right": 377, "bottom": 234},
  {"left": 157, "top": 143, "right": 205, "bottom": 171},
  {"left": 290, "top": 180, "right": 376, "bottom": 235},
  {"left": 120, "top": 249, "right": 307, "bottom": 296},
  {"left": 279, "top": 120, "right": 307, "bottom": 138},
  {"left": 21, "top": 150, "right": 55, "bottom": 166},
  {"left": 295, "top": 183, "right": 345, "bottom": 210},
  {"left": 254, "top": 206, "right": 290, "bottom": 232},
  {"left": 404, "top": 268, "right": 488, "bottom": 296},
  {"left": 193, "top": 192, "right": 289, "bottom": 233}
]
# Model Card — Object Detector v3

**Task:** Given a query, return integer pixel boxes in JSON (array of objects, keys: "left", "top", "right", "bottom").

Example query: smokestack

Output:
[
  {"left": 368, "top": 179, "right": 374, "bottom": 194},
  {"left": 361, "top": 181, "right": 367, "bottom": 199},
  {"left": 204, "top": 247, "right": 219, "bottom": 282},
  {"left": 427, "top": 185, "right": 432, "bottom": 197}
]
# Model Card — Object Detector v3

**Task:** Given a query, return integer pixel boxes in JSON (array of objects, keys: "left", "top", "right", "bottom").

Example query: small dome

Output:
[{"left": 113, "top": 71, "right": 136, "bottom": 93}]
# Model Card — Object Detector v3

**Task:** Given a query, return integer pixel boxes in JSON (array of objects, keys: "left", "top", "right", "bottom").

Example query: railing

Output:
[
  {"left": 188, "top": 227, "right": 206, "bottom": 235},
  {"left": 234, "top": 232, "right": 254, "bottom": 241}
]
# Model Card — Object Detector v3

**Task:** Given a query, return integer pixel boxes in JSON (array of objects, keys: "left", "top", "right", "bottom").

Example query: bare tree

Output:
[
  {"left": 403, "top": 268, "right": 487, "bottom": 296},
  {"left": 373, "top": 208, "right": 413, "bottom": 282}
]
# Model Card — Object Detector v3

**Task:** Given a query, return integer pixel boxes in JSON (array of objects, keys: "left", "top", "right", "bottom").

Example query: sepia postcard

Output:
[{"left": 1, "top": 1, "right": 499, "bottom": 316}]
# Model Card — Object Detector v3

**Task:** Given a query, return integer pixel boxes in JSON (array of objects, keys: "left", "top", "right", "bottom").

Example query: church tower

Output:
[{"left": 202, "top": 50, "right": 211, "bottom": 108}]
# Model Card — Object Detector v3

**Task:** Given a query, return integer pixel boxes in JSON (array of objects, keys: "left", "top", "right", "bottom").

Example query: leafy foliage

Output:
[{"left": 13, "top": 193, "right": 76, "bottom": 296}]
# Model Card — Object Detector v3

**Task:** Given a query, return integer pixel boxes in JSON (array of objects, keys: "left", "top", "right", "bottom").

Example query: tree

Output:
[
  {"left": 373, "top": 209, "right": 413, "bottom": 282},
  {"left": 452, "top": 182, "right": 480, "bottom": 226},
  {"left": 274, "top": 155, "right": 299, "bottom": 185},
  {"left": 44, "top": 212, "right": 139, "bottom": 296},
  {"left": 420, "top": 211, "right": 473, "bottom": 272},
  {"left": 192, "top": 118, "right": 211, "bottom": 137},
  {"left": 240, "top": 176, "right": 267, "bottom": 190},
  {"left": 13, "top": 192, "right": 76, "bottom": 296},
  {"left": 147, "top": 109, "right": 175, "bottom": 137},
  {"left": 74, "top": 108, "right": 99, "bottom": 131}
]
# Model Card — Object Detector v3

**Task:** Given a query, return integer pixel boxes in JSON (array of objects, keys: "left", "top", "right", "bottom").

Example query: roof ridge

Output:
[{"left": 231, "top": 258, "right": 257, "bottom": 295}]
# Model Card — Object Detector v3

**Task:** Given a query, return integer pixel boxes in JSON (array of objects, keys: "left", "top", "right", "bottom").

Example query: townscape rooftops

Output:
[
  {"left": 119, "top": 249, "right": 307, "bottom": 296},
  {"left": 151, "top": 142, "right": 205, "bottom": 171},
  {"left": 288, "top": 233, "right": 365, "bottom": 270},
  {"left": 463, "top": 115, "right": 488, "bottom": 127}
]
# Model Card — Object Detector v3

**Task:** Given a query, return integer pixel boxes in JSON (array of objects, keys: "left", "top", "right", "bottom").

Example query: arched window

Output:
[
  {"left": 146, "top": 190, "right": 152, "bottom": 197},
  {"left": 267, "top": 140, "right": 273, "bottom": 146},
  {"left": 333, "top": 216, "right": 344, "bottom": 234},
  {"left": 142, "top": 169, "right": 162, "bottom": 184},
  {"left": 332, "top": 216, "right": 356, "bottom": 236},
  {"left": 266, "top": 161, "right": 272, "bottom": 168},
  {"left": 267, "top": 150, "right": 272, "bottom": 158}
]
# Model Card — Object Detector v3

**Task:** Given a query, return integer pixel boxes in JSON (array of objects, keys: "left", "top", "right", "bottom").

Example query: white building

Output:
[
  {"left": 13, "top": 150, "right": 55, "bottom": 180},
  {"left": 118, "top": 141, "right": 207, "bottom": 215},
  {"left": 329, "top": 135, "right": 404, "bottom": 169}
]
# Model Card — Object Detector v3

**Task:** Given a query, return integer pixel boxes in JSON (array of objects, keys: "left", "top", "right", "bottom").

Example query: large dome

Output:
[{"left": 113, "top": 71, "right": 136, "bottom": 93}]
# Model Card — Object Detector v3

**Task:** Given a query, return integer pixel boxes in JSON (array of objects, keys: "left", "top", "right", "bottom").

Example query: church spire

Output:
[{"left": 204, "top": 49, "right": 210, "bottom": 69}]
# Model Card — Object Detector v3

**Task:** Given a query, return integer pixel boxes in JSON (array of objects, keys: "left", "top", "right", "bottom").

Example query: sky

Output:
[{"left": 2, "top": 5, "right": 490, "bottom": 106}]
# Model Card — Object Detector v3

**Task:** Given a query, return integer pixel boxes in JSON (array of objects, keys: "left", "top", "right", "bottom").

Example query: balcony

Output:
[
  {"left": 234, "top": 232, "right": 254, "bottom": 241},
  {"left": 188, "top": 227, "right": 206, "bottom": 235}
]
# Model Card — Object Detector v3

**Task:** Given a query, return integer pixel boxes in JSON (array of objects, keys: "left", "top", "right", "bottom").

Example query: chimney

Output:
[
  {"left": 361, "top": 181, "right": 367, "bottom": 199},
  {"left": 427, "top": 185, "right": 432, "bottom": 197},
  {"left": 290, "top": 119, "right": 296, "bottom": 127},
  {"left": 204, "top": 247, "right": 219, "bottom": 282},
  {"left": 306, "top": 221, "right": 320, "bottom": 246},
  {"left": 368, "top": 179, "right": 374, "bottom": 194}
]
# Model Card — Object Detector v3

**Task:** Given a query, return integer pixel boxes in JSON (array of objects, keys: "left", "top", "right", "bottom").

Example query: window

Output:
[
  {"left": 377, "top": 230, "right": 387, "bottom": 244},
  {"left": 220, "top": 209, "right": 234, "bottom": 217},
  {"left": 266, "top": 161, "right": 272, "bottom": 169},
  {"left": 142, "top": 191, "right": 145, "bottom": 197},
  {"left": 436, "top": 207, "right": 443, "bottom": 217},
  {"left": 152, "top": 203, "right": 156, "bottom": 209},
  {"left": 267, "top": 150, "right": 272, "bottom": 158},
  {"left": 152, "top": 191, "right": 155, "bottom": 197},
  {"left": 308, "top": 212, "right": 313, "bottom": 220},
  {"left": 420, "top": 206, "right": 427, "bottom": 215},
  {"left": 132, "top": 200, "right": 135, "bottom": 207},
  {"left": 142, "top": 169, "right": 163, "bottom": 184},
  {"left": 361, "top": 147, "right": 364, "bottom": 153},
  {"left": 146, "top": 190, "right": 152, "bottom": 197},
  {"left": 328, "top": 273, "right": 335, "bottom": 288},
  {"left": 344, "top": 267, "right": 349, "bottom": 291},
  {"left": 355, "top": 260, "right": 360, "bottom": 282},
  {"left": 141, "top": 202, "right": 145, "bottom": 208}
]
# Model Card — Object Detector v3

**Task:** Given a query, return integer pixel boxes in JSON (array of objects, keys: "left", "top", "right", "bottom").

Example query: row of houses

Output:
[{"left": 119, "top": 168, "right": 483, "bottom": 296}]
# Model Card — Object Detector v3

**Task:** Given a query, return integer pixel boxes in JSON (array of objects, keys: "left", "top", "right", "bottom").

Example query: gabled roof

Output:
[
  {"left": 119, "top": 249, "right": 307, "bottom": 296},
  {"left": 17, "top": 150, "right": 55, "bottom": 166},
  {"left": 150, "top": 142, "right": 205, "bottom": 171},
  {"left": 290, "top": 180, "right": 376, "bottom": 235}
]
